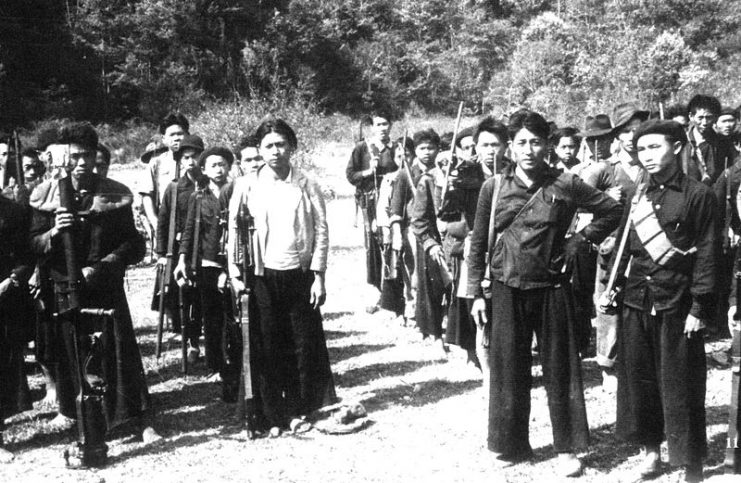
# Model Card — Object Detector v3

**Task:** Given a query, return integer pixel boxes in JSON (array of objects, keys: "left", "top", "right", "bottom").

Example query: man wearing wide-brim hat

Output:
[
  {"left": 593, "top": 102, "right": 649, "bottom": 391},
  {"left": 579, "top": 114, "right": 614, "bottom": 163}
]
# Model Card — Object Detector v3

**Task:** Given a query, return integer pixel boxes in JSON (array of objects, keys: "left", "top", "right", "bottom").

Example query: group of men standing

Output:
[
  {"left": 349, "top": 95, "right": 741, "bottom": 481},
  {"left": 0, "top": 113, "right": 337, "bottom": 465}
]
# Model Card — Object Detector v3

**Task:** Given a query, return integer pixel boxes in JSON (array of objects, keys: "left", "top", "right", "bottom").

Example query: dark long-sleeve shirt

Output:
[
  {"left": 617, "top": 170, "right": 718, "bottom": 319},
  {"left": 156, "top": 175, "right": 197, "bottom": 256},
  {"left": 411, "top": 167, "right": 443, "bottom": 252},
  {"left": 389, "top": 162, "right": 423, "bottom": 226},
  {"left": 467, "top": 165, "right": 622, "bottom": 295},
  {"left": 179, "top": 185, "right": 227, "bottom": 266},
  {"left": 346, "top": 140, "right": 398, "bottom": 197}
]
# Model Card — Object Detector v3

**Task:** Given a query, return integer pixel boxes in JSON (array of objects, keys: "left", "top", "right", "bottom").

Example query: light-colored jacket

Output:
[{"left": 227, "top": 164, "right": 328, "bottom": 278}]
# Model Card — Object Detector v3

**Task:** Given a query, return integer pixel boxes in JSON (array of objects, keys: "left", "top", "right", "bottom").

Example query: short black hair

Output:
[
  {"left": 439, "top": 132, "right": 454, "bottom": 151},
  {"left": 507, "top": 110, "right": 550, "bottom": 141},
  {"left": 412, "top": 128, "right": 440, "bottom": 148},
  {"left": 254, "top": 117, "right": 298, "bottom": 150},
  {"left": 665, "top": 104, "right": 687, "bottom": 120},
  {"left": 474, "top": 116, "right": 508, "bottom": 144},
  {"left": 159, "top": 113, "right": 190, "bottom": 135},
  {"left": 36, "top": 127, "right": 59, "bottom": 151},
  {"left": 199, "top": 146, "right": 235, "bottom": 168},
  {"left": 634, "top": 119, "right": 688, "bottom": 147},
  {"left": 393, "top": 136, "right": 414, "bottom": 155},
  {"left": 687, "top": 95, "right": 721, "bottom": 117},
  {"left": 20, "top": 147, "right": 38, "bottom": 160},
  {"left": 550, "top": 127, "right": 581, "bottom": 146},
  {"left": 57, "top": 123, "right": 98, "bottom": 151},
  {"left": 97, "top": 144, "right": 111, "bottom": 165},
  {"left": 235, "top": 133, "right": 258, "bottom": 160}
]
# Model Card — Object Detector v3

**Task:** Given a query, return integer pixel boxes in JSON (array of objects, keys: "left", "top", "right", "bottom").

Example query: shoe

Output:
[
  {"left": 365, "top": 304, "right": 380, "bottom": 314},
  {"left": 187, "top": 346, "right": 200, "bottom": 364},
  {"left": 557, "top": 453, "right": 583, "bottom": 478},
  {"left": 269, "top": 426, "right": 281, "bottom": 438}
]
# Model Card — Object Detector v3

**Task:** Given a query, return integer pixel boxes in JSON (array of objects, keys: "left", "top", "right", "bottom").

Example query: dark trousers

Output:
[
  {"left": 488, "top": 281, "right": 589, "bottom": 455},
  {"left": 253, "top": 268, "right": 335, "bottom": 428},
  {"left": 198, "top": 267, "right": 226, "bottom": 373},
  {"left": 617, "top": 304, "right": 707, "bottom": 467}
]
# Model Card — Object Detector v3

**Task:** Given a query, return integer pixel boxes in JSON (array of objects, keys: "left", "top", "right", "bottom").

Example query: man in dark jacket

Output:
[
  {"left": 0, "top": 195, "right": 33, "bottom": 463},
  {"left": 346, "top": 111, "right": 398, "bottom": 312},
  {"left": 603, "top": 120, "right": 717, "bottom": 482},
  {"left": 156, "top": 134, "right": 204, "bottom": 361},
  {"left": 467, "top": 110, "right": 622, "bottom": 477},
  {"left": 30, "top": 123, "right": 160, "bottom": 444}
]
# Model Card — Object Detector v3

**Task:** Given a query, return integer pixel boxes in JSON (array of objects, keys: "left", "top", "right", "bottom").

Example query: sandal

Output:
[{"left": 289, "top": 418, "right": 312, "bottom": 434}]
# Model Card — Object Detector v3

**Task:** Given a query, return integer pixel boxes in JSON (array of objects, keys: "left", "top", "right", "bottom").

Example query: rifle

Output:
[
  {"left": 12, "top": 130, "right": 23, "bottom": 188},
  {"left": 56, "top": 175, "right": 109, "bottom": 468},
  {"left": 233, "top": 199, "right": 256, "bottom": 437},
  {"left": 723, "top": 157, "right": 733, "bottom": 255},
  {"left": 438, "top": 102, "right": 464, "bottom": 215},
  {"left": 726, "top": 262, "right": 741, "bottom": 474},
  {"left": 155, "top": 159, "right": 182, "bottom": 367}
]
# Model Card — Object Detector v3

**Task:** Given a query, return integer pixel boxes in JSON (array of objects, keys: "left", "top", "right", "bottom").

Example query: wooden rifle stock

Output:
[
  {"left": 235, "top": 200, "right": 256, "bottom": 436},
  {"left": 155, "top": 159, "right": 182, "bottom": 362},
  {"left": 726, "top": 267, "right": 741, "bottom": 473}
]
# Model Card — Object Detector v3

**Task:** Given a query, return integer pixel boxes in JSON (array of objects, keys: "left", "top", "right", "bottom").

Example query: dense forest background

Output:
[{"left": 2, "top": 0, "right": 741, "bottom": 130}]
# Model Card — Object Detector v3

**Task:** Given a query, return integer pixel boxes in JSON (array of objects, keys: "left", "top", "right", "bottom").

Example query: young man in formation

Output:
[
  {"left": 409, "top": 128, "right": 449, "bottom": 351},
  {"left": 346, "top": 112, "right": 398, "bottom": 313},
  {"left": 468, "top": 110, "right": 622, "bottom": 477},
  {"left": 682, "top": 95, "right": 723, "bottom": 184},
  {"left": 156, "top": 134, "right": 205, "bottom": 361},
  {"left": 174, "top": 146, "right": 234, "bottom": 382},
  {"left": 601, "top": 120, "right": 717, "bottom": 483},
  {"left": 228, "top": 117, "right": 335, "bottom": 436},
  {"left": 29, "top": 123, "right": 160, "bottom": 443}
]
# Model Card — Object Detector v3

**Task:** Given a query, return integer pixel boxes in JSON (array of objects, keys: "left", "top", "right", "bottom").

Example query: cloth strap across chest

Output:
[{"left": 630, "top": 184, "right": 696, "bottom": 266}]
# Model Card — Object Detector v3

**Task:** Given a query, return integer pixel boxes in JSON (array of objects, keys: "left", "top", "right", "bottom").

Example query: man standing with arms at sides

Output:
[
  {"left": 682, "top": 94, "right": 723, "bottom": 185},
  {"left": 139, "top": 113, "right": 189, "bottom": 239},
  {"left": 602, "top": 119, "right": 717, "bottom": 482},
  {"left": 467, "top": 110, "right": 622, "bottom": 477},
  {"left": 346, "top": 110, "right": 398, "bottom": 313}
]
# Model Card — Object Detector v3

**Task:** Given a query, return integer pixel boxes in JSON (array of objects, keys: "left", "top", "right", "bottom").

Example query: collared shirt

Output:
[
  {"left": 139, "top": 150, "right": 178, "bottom": 209},
  {"left": 620, "top": 169, "right": 717, "bottom": 319},
  {"left": 467, "top": 164, "right": 622, "bottom": 293},
  {"left": 262, "top": 168, "right": 302, "bottom": 270}
]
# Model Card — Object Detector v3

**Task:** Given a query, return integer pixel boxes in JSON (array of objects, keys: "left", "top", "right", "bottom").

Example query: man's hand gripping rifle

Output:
[{"left": 56, "top": 176, "right": 115, "bottom": 468}]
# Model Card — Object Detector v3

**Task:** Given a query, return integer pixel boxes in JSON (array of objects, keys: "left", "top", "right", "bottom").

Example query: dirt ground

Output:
[{"left": 2, "top": 154, "right": 739, "bottom": 482}]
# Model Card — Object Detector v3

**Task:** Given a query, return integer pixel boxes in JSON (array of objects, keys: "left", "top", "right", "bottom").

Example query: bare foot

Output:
[
  {"left": 48, "top": 414, "right": 76, "bottom": 431},
  {"left": 142, "top": 426, "right": 163, "bottom": 444},
  {"left": 38, "top": 389, "right": 58, "bottom": 410},
  {"left": 0, "top": 447, "right": 14, "bottom": 463}
]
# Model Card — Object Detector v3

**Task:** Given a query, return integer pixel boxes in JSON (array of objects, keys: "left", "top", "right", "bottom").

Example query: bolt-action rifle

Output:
[
  {"left": 232, "top": 200, "right": 257, "bottom": 437},
  {"left": 56, "top": 175, "right": 111, "bottom": 468},
  {"left": 154, "top": 159, "right": 188, "bottom": 373},
  {"left": 723, "top": 157, "right": 733, "bottom": 256},
  {"left": 725, "top": 254, "right": 741, "bottom": 474}
]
